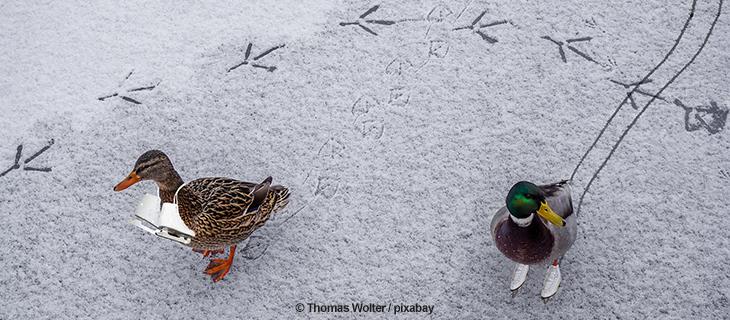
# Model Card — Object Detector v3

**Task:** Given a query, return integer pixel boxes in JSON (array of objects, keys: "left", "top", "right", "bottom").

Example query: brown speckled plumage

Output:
[{"left": 175, "top": 177, "right": 290, "bottom": 249}]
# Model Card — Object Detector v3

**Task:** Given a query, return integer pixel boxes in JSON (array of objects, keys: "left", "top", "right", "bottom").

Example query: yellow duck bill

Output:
[{"left": 537, "top": 201, "right": 565, "bottom": 227}]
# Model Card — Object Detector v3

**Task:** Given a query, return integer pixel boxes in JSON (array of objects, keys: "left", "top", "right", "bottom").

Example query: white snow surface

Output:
[{"left": 0, "top": 0, "right": 728, "bottom": 319}]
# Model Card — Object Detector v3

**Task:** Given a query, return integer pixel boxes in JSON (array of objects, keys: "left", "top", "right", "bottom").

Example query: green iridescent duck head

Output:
[{"left": 506, "top": 181, "right": 565, "bottom": 227}]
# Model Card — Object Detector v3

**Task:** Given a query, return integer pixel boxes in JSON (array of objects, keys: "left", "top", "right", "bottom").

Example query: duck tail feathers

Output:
[{"left": 271, "top": 185, "right": 290, "bottom": 213}]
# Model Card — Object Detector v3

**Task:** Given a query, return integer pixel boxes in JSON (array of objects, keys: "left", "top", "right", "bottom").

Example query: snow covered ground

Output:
[{"left": 0, "top": 0, "right": 728, "bottom": 319}]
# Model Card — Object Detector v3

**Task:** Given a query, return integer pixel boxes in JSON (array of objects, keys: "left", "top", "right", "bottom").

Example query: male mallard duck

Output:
[
  {"left": 113, "top": 150, "right": 290, "bottom": 282},
  {"left": 490, "top": 180, "right": 575, "bottom": 299}
]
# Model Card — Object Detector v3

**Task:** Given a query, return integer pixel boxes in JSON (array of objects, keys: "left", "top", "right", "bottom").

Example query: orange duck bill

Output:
[{"left": 114, "top": 171, "right": 141, "bottom": 191}]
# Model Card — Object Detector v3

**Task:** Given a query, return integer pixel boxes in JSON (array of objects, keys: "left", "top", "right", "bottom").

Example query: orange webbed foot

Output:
[
  {"left": 202, "top": 245, "right": 236, "bottom": 283},
  {"left": 204, "top": 259, "right": 232, "bottom": 282}
]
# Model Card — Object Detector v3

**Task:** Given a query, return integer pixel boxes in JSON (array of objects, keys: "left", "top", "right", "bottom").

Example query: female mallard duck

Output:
[
  {"left": 113, "top": 150, "right": 290, "bottom": 282},
  {"left": 490, "top": 180, "right": 575, "bottom": 299}
]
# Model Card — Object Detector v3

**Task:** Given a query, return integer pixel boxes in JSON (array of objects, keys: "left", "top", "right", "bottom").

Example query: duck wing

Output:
[
  {"left": 539, "top": 180, "right": 574, "bottom": 219},
  {"left": 246, "top": 176, "right": 272, "bottom": 217},
  {"left": 181, "top": 177, "right": 280, "bottom": 234},
  {"left": 182, "top": 177, "right": 258, "bottom": 221}
]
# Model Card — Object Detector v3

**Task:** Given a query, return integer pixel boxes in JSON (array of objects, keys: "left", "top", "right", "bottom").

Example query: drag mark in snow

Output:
[
  {"left": 98, "top": 70, "right": 160, "bottom": 105},
  {"left": 571, "top": 0, "right": 699, "bottom": 183},
  {"left": 228, "top": 43, "right": 285, "bottom": 73},
  {"left": 278, "top": 205, "right": 308, "bottom": 226},
  {"left": 574, "top": 0, "right": 723, "bottom": 215},
  {"left": 0, "top": 139, "right": 55, "bottom": 178},
  {"left": 674, "top": 99, "right": 727, "bottom": 134},
  {"left": 340, "top": 5, "right": 396, "bottom": 36},
  {"left": 454, "top": 0, "right": 473, "bottom": 22},
  {"left": 541, "top": 36, "right": 599, "bottom": 64}
]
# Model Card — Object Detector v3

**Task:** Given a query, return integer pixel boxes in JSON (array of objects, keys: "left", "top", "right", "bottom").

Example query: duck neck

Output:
[
  {"left": 157, "top": 170, "right": 184, "bottom": 203},
  {"left": 509, "top": 213, "right": 534, "bottom": 227},
  {"left": 507, "top": 214, "right": 551, "bottom": 241}
]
